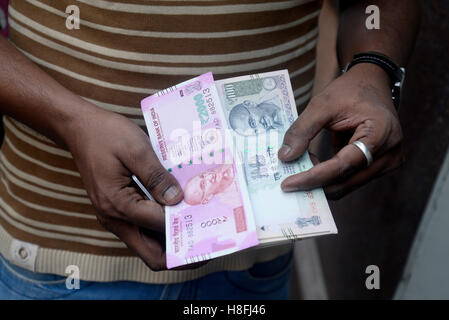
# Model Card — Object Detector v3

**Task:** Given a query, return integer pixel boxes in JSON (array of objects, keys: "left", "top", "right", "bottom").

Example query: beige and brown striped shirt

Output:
[{"left": 0, "top": 0, "right": 320, "bottom": 283}]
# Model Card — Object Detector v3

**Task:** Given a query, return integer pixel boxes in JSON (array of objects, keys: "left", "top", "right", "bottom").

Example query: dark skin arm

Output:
[
  {"left": 279, "top": 0, "right": 420, "bottom": 199},
  {"left": 0, "top": 36, "right": 184, "bottom": 271}
]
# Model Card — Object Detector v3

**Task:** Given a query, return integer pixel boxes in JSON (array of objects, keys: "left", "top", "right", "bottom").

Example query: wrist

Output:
[
  {"left": 346, "top": 63, "right": 393, "bottom": 93},
  {"left": 54, "top": 98, "right": 107, "bottom": 150}
]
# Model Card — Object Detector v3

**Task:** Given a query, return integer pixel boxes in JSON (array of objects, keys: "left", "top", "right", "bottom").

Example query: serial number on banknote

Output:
[
  {"left": 184, "top": 214, "right": 195, "bottom": 250},
  {"left": 195, "top": 88, "right": 218, "bottom": 124}
]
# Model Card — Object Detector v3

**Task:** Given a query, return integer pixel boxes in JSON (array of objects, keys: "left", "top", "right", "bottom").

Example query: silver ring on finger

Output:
[{"left": 352, "top": 141, "right": 373, "bottom": 166}]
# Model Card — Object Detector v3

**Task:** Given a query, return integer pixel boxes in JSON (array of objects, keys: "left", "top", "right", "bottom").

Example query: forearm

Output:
[
  {"left": 338, "top": 0, "right": 421, "bottom": 67},
  {"left": 0, "top": 36, "right": 100, "bottom": 147}
]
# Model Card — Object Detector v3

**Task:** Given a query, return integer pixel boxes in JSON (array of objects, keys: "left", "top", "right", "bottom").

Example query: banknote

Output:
[
  {"left": 215, "top": 70, "right": 337, "bottom": 244},
  {"left": 141, "top": 72, "right": 259, "bottom": 269}
]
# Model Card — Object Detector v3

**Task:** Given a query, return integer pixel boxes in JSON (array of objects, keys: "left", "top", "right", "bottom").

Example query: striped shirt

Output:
[{"left": 0, "top": 0, "right": 320, "bottom": 283}]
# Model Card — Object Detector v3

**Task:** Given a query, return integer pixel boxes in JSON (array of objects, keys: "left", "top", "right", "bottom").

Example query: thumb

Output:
[
  {"left": 127, "top": 143, "right": 183, "bottom": 206},
  {"left": 278, "top": 99, "right": 331, "bottom": 162}
]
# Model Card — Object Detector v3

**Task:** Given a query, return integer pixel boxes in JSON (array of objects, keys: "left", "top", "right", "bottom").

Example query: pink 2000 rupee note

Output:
[{"left": 141, "top": 72, "right": 259, "bottom": 269}]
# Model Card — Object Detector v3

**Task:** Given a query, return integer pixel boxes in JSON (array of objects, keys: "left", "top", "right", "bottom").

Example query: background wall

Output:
[
  {"left": 0, "top": 0, "right": 8, "bottom": 38},
  {"left": 316, "top": 0, "right": 449, "bottom": 299}
]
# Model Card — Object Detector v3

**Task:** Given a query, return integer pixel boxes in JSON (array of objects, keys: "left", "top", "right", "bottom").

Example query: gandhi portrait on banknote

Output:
[
  {"left": 228, "top": 100, "right": 284, "bottom": 136},
  {"left": 183, "top": 164, "right": 240, "bottom": 207}
]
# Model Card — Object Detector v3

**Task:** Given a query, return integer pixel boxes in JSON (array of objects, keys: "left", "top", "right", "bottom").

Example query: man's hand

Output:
[
  {"left": 65, "top": 108, "right": 183, "bottom": 271},
  {"left": 0, "top": 36, "right": 207, "bottom": 271},
  {"left": 278, "top": 63, "right": 404, "bottom": 200}
]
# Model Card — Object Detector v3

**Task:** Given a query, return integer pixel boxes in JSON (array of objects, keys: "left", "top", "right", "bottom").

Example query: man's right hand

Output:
[
  {"left": 64, "top": 108, "right": 184, "bottom": 271},
  {"left": 0, "top": 36, "right": 188, "bottom": 271}
]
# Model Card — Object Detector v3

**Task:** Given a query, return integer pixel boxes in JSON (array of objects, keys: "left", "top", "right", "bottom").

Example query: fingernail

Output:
[
  {"left": 163, "top": 186, "right": 181, "bottom": 202},
  {"left": 278, "top": 145, "right": 291, "bottom": 158},
  {"left": 282, "top": 183, "right": 301, "bottom": 193}
]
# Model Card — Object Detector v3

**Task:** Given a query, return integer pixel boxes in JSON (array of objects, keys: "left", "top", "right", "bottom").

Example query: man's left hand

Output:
[{"left": 278, "top": 63, "right": 404, "bottom": 200}]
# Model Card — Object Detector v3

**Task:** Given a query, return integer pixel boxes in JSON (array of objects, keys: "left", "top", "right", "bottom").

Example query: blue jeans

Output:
[{"left": 0, "top": 252, "right": 292, "bottom": 300}]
